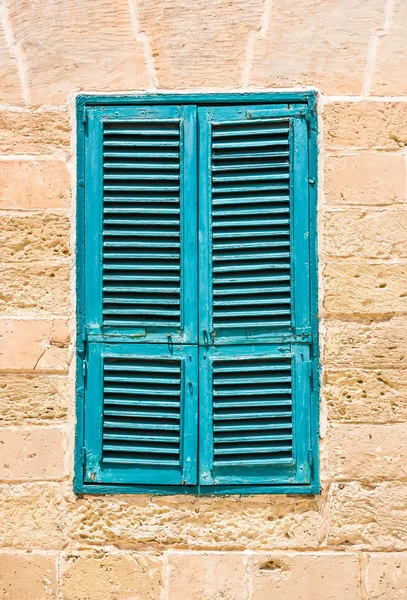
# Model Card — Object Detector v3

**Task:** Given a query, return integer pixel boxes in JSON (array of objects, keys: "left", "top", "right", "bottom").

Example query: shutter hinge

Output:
[
  {"left": 82, "top": 109, "right": 88, "bottom": 134},
  {"left": 82, "top": 358, "right": 88, "bottom": 380},
  {"left": 79, "top": 329, "right": 88, "bottom": 380}
]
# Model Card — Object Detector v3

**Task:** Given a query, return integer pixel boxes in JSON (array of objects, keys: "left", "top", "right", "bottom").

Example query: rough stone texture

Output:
[
  {"left": 325, "top": 369, "right": 407, "bottom": 423},
  {"left": 249, "top": 552, "right": 361, "bottom": 600},
  {"left": 0, "top": 110, "right": 70, "bottom": 154},
  {"left": 250, "top": 0, "right": 384, "bottom": 94},
  {"left": 66, "top": 493, "right": 323, "bottom": 550},
  {"left": 0, "top": 552, "right": 57, "bottom": 599},
  {"left": 328, "top": 482, "right": 407, "bottom": 550},
  {"left": 0, "top": 427, "right": 68, "bottom": 481},
  {"left": 0, "top": 374, "right": 68, "bottom": 424},
  {"left": 0, "top": 264, "right": 70, "bottom": 316},
  {"left": 7, "top": 0, "right": 149, "bottom": 106},
  {"left": 324, "top": 103, "right": 407, "bottom": 150},
  {"left": 366, "top": 553, "right": 407, "bottom": 599},
  {"left": 137, "top": 0, "right": 263, "bottom": 87},
  {"left": 323, "top": 209, "right": 407, "bottom": 258},
  {"left": 372, "top": 0, "right": 407, "bottom": 95},
  {"left": 324, "top": 318, "right": 407, "bottom": 369},
  {"left": 323, "top": 262, "right": 407, "bottom": 317},
  {"left": 0, "top": 160, "right": 71, "bottom": 210},
  {"left": 0, "top": 213, "right": 70, "bottom": 263},
  {"left": 166, "top": 552, "right": 245, "bottom": 600},
  {"left": 61, "top": 552, "right": 162, "bottom": 600},
  {"left": 0, "top": 319, "right": 70, "bottom": 372},
  {"left": 324, "top": 154, "right": 406, "bottom": 206},
  {"left": 0, "top": 483, "right": 65, "bottom": 549},
  {"left": 0, "top": 26, "right": 24, "bottom": 105},
  {"left": 326, "top": 425, "right": 407, "bottom": 481}
]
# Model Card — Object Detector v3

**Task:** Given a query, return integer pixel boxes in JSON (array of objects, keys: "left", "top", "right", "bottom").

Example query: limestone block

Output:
[
  {"left": 7, "top": 0, "right": 149, "bottom": 105},
  {"left": 137, "top": 0, "right": 264, "bottom": 87},
  {"left": 250, "top": 0, "right": 384, "bottom": 94},
  {"left": 326, "top": 425, "right": 407, "bottom": 481},
  {"left": 0, "top": 552, "right": 57, "bottom": 599},
  {"left": 0, "top": 160, "right": 71, "bottom": 210},
  {"left": 324, "top": 155, "right": 406, "bottom": 206},
  {"left": 61, "top": 552, "right": 162, "bottom": 600},
  {"left": 366, "top": 553, "right": 407, "bottom": 599},
  {"left": 372, "top": 0, "right": 407, "bottom": 95},
  {"left": 328, "top": 482, "right": 407, "bottom": 550},
  {"left": 66, "top": 493, "right": 323, "bottom": 550},
  {"left": 324, "top": 318, "right": 407, "bottom": 369},
  {"left": 0, "top": 213, "right": 70, "bottom": 262},
  {"left": 0, "top": 24, "right": 23, "bottom": 105},
  {"left": 167, "top": 552, "right": 245, "bottom": 600},
  {"left": 323, "top": 209, "right": 407, "bottom": 258},
  {"left": 0, "top": 483, "right": 65, "bottom": 549},
  {"left": 0, "top": 264, "right": 70, "bottom": 316},
  {"left": 323, "top": 262, "right": 407, "bottom": 317},
  {"left": 0, "top": 427, "right": 68, "bottom": 480},
  {"left": 249, "top": 552, "right": 361, "bottom": 600},
  {"left": 0, "top": 109, "right": 70, "bottom": 154},
  {"left": 0, "top": 374, "right": 68, "bottom": 424},
  {"left": 324, "top": 103, "right": 407, "bottom": 150},
  {"left": 0, "top": 319, "right": 70, "bottom": 372},
  {"left": 325, "top": 369, "right": 407, "bottom": 423}
]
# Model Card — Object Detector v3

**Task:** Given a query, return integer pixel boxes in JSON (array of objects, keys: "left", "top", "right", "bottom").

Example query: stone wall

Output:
[{"left": 0, "top": 0, "right": 406, "bottom": 598}]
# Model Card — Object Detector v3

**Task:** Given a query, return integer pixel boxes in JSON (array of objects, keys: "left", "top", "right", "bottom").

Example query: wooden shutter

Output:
[
  {"left": 198, "top": 105, "right": 313, "bottom": 486},
  {"left": 82, "top": 105, "right": 199, "bottom": 485},
  {"left": 84, "top": 105, "right": 198, "bottom": 344},
  {"left": 84, "top": 343, "right": 198, "bottom": 485}
]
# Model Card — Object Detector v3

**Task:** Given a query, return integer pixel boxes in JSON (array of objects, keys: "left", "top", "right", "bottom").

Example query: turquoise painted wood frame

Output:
[{"left": 74, "top": 92, "right": 319, "bottom": 496}]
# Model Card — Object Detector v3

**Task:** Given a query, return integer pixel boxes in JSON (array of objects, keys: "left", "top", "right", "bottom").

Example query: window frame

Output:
[{"left": 74, "top": 92, "right": 319, "bottom": 496}]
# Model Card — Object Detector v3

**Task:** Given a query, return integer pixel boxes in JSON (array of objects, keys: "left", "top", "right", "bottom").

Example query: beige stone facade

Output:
[{"left": 0, "top": 0, "right": 406, "bottom": 598}]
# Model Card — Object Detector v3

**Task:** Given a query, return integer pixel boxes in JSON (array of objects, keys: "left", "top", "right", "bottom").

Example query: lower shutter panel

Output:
[
  {"left": 199, "top": 345, "right": 311, "bottom": 486},
  {"left": 84, "top": 343, "right": 198, "bottom": 485}
]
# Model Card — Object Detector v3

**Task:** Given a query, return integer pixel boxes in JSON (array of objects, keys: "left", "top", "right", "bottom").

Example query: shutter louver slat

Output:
[
  {"left": 212, "top": 354, "right": 292, "bottom": 468},
  {"left": 102, "top": 119, "right": 182, "bottom": 331},
  {"left": 199, "top": 344, "right": 311, "bottom": 486},
  {"left": 210, "top": 119, "right": 291, "bottom": 337},
  {"left": 84, "top": 343, "right": 198, "bottom": 485},
  {"left": 102, "top": 355, "right": 181, "bottom": 467}
]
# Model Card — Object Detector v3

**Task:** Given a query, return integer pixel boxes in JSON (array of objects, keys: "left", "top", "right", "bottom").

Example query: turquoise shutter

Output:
[
  {"left": 84, "top": 343, "right": 198, "bottom": 485},
  {"left": 82, "top": 106, "right": 199, "bottom": 485},
  {"left": 85, "top": 105, "right": 197, "bottom": 344},
  {"left": 198, "top": 105, "right": 312, "bottom": 486}
]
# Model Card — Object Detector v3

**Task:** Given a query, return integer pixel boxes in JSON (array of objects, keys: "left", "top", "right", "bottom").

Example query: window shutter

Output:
[
  {"left": 198, "top": 105, "right": 312, "bottom": 486},
  {"left": 82, "top": 105, "right": 199, "bottom": 485},
  {"left": 85, "top": 105, "right": 198, "bottom": 344},
  {"left": 84, "top": 343, "right": 198, "bottom": 485}
]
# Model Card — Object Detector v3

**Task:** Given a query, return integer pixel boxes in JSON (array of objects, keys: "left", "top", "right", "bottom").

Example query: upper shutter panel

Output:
[
  {"left": 85, "top": 105, "right": 197, "bottom": 343},
  {"left": 84, "top": 343, "right": 198, "bottom": 485},
  {"left": 198, "top": 105, "right": 310, "bottom": 345}
]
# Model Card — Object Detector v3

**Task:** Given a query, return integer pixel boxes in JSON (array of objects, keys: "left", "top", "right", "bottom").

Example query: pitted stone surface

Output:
[{"left": 0, "top": 374, "right": 68, "bottom": 424}]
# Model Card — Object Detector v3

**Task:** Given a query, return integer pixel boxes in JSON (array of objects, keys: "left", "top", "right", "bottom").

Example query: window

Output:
[{"left": 75, "top": 93, "right": 319, "bottom": 495}]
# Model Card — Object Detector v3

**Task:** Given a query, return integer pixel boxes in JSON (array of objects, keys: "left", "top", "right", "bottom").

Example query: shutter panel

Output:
[
  {"left": 199, "top": 345, "right": 311, "bottom": 485},
  {"left": 84, "top": 343, "right": 198, "bottom": 485},
  {"left": 198, "top": 104, "right": 313, "bottom": 487},
  {"left": 82, "top": 105, "right": 199, "bottom": 486},
  {"left": 198, "top": 105, "right": 310, "bottom": 345},
  {"left": 85, "top": 105, "right": 197, "bottom": 344}
]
